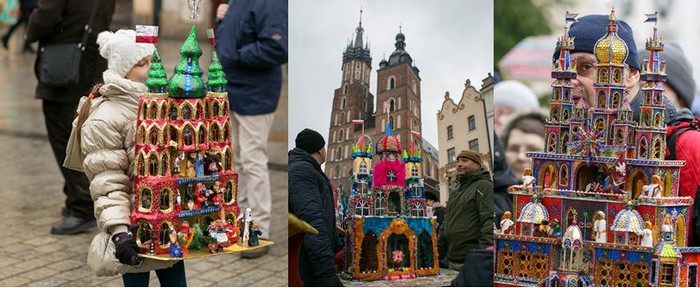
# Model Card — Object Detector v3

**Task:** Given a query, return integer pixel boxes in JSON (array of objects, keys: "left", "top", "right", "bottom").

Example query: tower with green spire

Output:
[
  {"left": 146, "top": 49, "right": 168, "bottom": 93},
  {"left": 169, "top": 26, "right": 206, "bottom": 98},
  {"left": 207, "top": 49, "right": 227, "bottom": 93}
]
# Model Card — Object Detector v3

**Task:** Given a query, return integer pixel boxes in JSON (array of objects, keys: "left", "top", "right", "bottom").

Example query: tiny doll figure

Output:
[
  {"left": 538, "top": 220, "right": 551, "bottom": 237},
  {"left": 500, "top": 211, "right": 514, "bottom": 235},
  {"left": 551, "top": 219, "right": 561, "bottom": 237},
  {"left": 195, "top": 152, "right": 205, "bottom": 177},
  {"left": 194, "top": 183, "right": 206, "bottom": 209},
  {"left": 641, "top": 221, "right": 654, "bottom": 247},
  {"left": 173, "top": 151, "right": 185, "bottom": 174},
  {"left": 593, "top": 211, "right": 607, "bottom": 243},
  {"left": 248, "top": 220, "right": 263, "bottom": 247},
  {"left": 168, "top": 228, "right": 183, "bottom": 258},
  {"left": 522, "top": 168, "right": 536, "bottom": 193},
  {"left": 186, "top": 153, "right": 196, "bottom": 178},
  {"left": 241, "top": 208, "right": 252, "bottom": 244}
]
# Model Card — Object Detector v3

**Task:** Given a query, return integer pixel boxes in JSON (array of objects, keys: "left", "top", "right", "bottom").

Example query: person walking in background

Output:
[
  {"left": 289, "top": 129, "right": 343, "bottom": 287},
  {"left": 215, "top": 0, "right": 288, "bottom": 258},
  {"left": 425, "top": 192, "right": 445, "bottom": 233},
  {"left": 26, "top": 0, "right": 115, "bottom": 235},
  {"left": 437, "top": 150, "right": 493, "bottom": 271},
  {"left": 1, "top": 0, "right": 37, "bottom": 52}
]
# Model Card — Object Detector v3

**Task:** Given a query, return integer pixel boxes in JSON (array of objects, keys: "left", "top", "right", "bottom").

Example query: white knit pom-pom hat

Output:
[{"left": 97, "top": 30, "right": 155, "bottom": 77}]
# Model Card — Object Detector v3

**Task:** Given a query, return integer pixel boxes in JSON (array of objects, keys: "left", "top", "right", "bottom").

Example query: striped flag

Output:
[
  {"left": 207, "top": 28, "right": 216, "bottom": 46},
  {"left": 351, "top": 120, "right": 364, "bottom": 125},
  {"left": 410, "top": 130, "right": 421, "bottom": 137},
  {"left": 135, "top": 25, "right": 159, "bottom": 44},
  {"left": 565, "top": 12, "right": 578, "bottom": 23},
  {"left": 644, "top": 12, "right": 658, "bottom": 23}
]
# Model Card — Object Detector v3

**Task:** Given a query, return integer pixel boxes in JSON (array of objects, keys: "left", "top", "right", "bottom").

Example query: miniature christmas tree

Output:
[
  {"left": 207, "top": 51, "right": 227, "bottom": 93},
  {"left": 146, "top": 49, "right": 168, "bottom": 93},
  {"left": 169, "top": 26, "right": 205, "bottom": 98}
]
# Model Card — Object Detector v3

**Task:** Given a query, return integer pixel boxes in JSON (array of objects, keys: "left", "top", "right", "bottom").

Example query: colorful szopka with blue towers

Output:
[
  {"left": 342, "top": 124, "right": 439, "bottom": 280},
  {"left": 495, "top": 10, "right": 700, "bottom": 287}
]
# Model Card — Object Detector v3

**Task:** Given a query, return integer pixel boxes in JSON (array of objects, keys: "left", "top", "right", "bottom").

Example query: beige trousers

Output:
[{"left": 232, "top": 112, "right": 274, "bottom": 237}]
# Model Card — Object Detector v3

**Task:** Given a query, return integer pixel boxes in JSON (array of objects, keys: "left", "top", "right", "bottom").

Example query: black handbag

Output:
[{"left": 38, "top": 0, "right": 100, "bottom": 87}]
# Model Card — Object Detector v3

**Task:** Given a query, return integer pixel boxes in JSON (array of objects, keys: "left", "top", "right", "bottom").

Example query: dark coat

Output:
[
  {"left": 26, "top": 0, "right": 115, "bottom": 104},
  {"left": 288, "top": 148, "right": 338, "bottom": 286},
  {"left": 215, "top": 0, "right": 288, "bottom": 116},
  {"left": 493, "top": 135, "right": 517, "bottom": 228},
  {"left": 450, "top": 248, "right": 494, "bottom": 287},
  {"left": 438, "top": 168, "right": 494, "bottom": 265}
]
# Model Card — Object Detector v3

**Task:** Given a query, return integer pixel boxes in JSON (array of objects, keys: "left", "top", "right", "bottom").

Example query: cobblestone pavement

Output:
[{"left": 0, "top": 38, "right": 288, "bottom": 286}]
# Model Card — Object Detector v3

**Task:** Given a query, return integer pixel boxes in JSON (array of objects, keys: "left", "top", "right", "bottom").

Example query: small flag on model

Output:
[
  {"left": 410, "top": 130, "right": 421, "bottom": 137},
  {"left": 565, "top": 11, "right": 578, "bottom": 23},
  {"left": 351, "top": 120, "right": 364, "bottom": 125},
  {"left": 207, "top": 28, "right": 216, "bottom": 46},
  {"left": 135, "top": 25, "right": 159, "bottom": 44},
  {"left": 644, "top": 12, "right": 658, "bottom": 23}
]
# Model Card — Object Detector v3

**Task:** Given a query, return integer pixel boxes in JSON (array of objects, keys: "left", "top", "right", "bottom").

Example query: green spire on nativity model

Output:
[
  {"left": 168, "top": 26, "right": 205, "bottom": 98},
  {"left": 207, "top": 50, "right": 227, "bottom": 92},
  {"left": 146, "top": 49, "right": 168, "bottom": 93}
]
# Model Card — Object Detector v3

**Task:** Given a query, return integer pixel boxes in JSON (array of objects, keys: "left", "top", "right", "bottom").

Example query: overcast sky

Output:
[{"left": 288, "top": 0, "right": 494, "bottom": 150}]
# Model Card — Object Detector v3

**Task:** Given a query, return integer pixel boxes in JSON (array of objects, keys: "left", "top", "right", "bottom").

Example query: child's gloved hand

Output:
[{"left": 112, "top": 232, "right": 142, "bottom": 266}]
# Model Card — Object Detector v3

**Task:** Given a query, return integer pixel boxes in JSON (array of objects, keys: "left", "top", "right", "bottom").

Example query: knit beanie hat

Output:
[
  {"left": 295, "top": 129, "right": 326, "bottom": 154},
  {"left": 97, "top": 30, "right": 155, "bottom": 77},
  {"left": 494, "top": 80, "right": 539, "bottom": 112},
  {"left": 553, "top": 14, "right": 639, "bottom": 70},
  {"left": 457, "top": 150, "right": 482, "bottom": 166},
  {"left": 638, "top": 42, "right": 696, "bottom": 108}
]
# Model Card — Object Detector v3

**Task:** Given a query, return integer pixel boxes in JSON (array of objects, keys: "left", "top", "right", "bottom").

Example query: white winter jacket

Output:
[{"left": 64, "top": 70, "right": 175, "bottom": 276}]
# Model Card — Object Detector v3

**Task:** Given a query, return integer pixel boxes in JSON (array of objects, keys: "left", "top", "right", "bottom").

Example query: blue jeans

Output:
[{"left": 122, "top": 261, "right": 187, "bottom": 287}]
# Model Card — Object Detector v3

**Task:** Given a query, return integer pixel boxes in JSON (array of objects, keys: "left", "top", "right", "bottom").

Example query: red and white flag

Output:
[
  {"left": 410, "top": 130, "right": 421, "bottom": 137},
  {"left": 207, "top": 28, "right": 216, "bottom": 46},
  {"left": 135, "top": 25, "right": 159, "bottom": 44},
  {"left": 351, "top": 119, "right": 364, "bottom": 125}
]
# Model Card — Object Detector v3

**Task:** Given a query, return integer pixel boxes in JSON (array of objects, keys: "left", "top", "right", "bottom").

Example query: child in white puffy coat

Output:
[{"left": 64, "top": 29, "right": 186, "bottom": 286}]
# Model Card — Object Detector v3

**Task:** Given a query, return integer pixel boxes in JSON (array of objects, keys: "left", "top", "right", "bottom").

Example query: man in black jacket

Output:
[
  {"left": 289, "top": 129, "right": 343, "bottom": 287},
  {"left": 26, "top": 0, "right": 115, "bottom": 235}
]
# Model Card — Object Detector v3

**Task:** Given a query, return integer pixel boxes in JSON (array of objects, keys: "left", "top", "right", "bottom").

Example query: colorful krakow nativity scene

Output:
[
  {"left": 341, "top": 125, "right": 439, "bottom": 281},
  {"left": 129, "top": 24, "right": 270, "bottom": 260},
  {"left": 494, "top": 10, "right": 700, "bottom": 287}
]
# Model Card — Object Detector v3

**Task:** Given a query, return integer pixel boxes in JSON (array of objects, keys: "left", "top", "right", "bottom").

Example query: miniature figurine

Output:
[
  {"left": 186, "top": 153, "right": 196, "bottom": 178},
  {"left": 195, "top": 152, "right": 204, "bottom": 177},
  {"left": 168, "top": 228, "right": 183, "bottom": 258},
  {"left": 538, "top": 220, "right": 551, "bottom": 237},
  {"left": 188, "top": 223, "right": 206, "bottom": 250},
  {"left": 551, "top": 219, "right": 561, "bottom": 237},
  {"left": 500, "top": 211, "right": 514, "bottom": 235},
  {"left": 248, "top": 220, "right": 263, "bottom": 246},
  {"left": 641, "top": 221, "right": 654, "bottom": 247},
  {"left": 522, "top": 168, "right": 536, "bottom": 193},
  {"left": 593, "top": 211, "right": 607, "bottom": 243},
  {"left": 241, "top": 208, "right": 253, "bottom": 243},
  {"left": 173, "top": 151, "right": 185, "bottom": 174},
  {"left": 195, "top": 185, "right": 206, "bottom": 209},
  {"left": 141, "top": 193, "right": 152, "bottom": 209},
  {"left": 642, "top": 175, "right": 663, "bottom": 198}
]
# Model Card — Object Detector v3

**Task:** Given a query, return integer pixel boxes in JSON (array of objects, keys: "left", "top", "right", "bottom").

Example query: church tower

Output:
[
  {"left": 327, "top": 11, "right": 374, "bottom": 192},
  {"left": 375, "top": 28, "right": 422, "bottom": 154}
]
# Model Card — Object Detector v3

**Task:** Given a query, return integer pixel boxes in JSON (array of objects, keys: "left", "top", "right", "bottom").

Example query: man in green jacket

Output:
[{"left": 438, "top": 150, "right": 494, "bottom": 271}]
